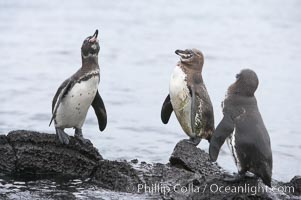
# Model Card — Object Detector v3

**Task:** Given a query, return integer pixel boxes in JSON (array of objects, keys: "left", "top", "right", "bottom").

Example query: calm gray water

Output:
[
  {"left": 0, "top": 177, "right": 151, "bottom": 199},
  {"left": 0, "top": 0, "right": 300, "bottom": 188}
]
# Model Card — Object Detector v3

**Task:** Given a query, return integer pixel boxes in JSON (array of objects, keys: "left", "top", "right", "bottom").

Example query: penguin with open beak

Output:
[{"left": 49, "top": 30, "right": 107, "bottom": 144}]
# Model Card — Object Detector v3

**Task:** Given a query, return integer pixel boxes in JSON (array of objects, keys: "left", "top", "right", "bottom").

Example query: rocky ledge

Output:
[{"left": 0, "top": 130, "right": 300, "bottom": 200}]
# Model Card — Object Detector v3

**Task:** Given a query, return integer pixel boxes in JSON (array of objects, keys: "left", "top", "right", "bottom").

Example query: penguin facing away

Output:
[
  {"left": 49, "top": 30, "right": 107, "bottom": 145},
  {"left": 209, "top": 69, "right": 273, "bottom": 187},
  {"left": 161, "top": 49, "right": 214, "bottom": 146}
]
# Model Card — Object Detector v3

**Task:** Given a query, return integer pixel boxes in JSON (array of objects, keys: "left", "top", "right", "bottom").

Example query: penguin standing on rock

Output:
[
  {"left": 49, "top": 30, "right": 107, "bottom": 145},
  {"left": 209, "top": 69, "right": 272, "bottom": 187},
  {"left": 161, "top": 49, "right": 214, "bottom": 146}
]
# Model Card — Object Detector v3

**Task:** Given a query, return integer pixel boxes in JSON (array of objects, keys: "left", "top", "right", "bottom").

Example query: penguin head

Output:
[
  {"left": 81, "top": 30, "right": 100, "bottom": 58},
  {"left": 229, "top": 69, "right": 259, "bottom": 96},
  {"left": 175, "top": 48, "right": 204, "bottom": 69}
]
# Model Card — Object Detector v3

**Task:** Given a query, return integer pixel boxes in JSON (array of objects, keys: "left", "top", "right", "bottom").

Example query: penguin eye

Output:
[{"left": 236, "top": 74, "right": 240, "bottom": 79}]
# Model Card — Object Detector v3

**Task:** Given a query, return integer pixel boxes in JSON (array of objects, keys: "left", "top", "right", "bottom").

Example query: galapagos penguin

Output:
[
  {"left": 161, "top": 49, "right": 214, "bottom": 145},
  {"left": 209, "top": 69, "right": 273, "bottom": 187},
  {"left": 49, "top": 30, "right": 107, "bottom": 144}
]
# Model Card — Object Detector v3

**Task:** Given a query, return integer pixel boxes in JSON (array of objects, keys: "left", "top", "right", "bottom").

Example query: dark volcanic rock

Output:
[
  {"left": 0, "top": 130, "right": 300, "bottom": 200},
  {"left": 170, "top": 139, "right": 222, "bottom": 176},
  {"left": 0, "top": 135, "right": 16, "bottom": 174},
  {"left": 4, "top": 130, "right": 102, "bottom": 178},
  {"left": 92, "top": 160, "right": 142, "bottom": 192},
  {"left": 287, "top": 176, "right": 301, "bottom": 196}
]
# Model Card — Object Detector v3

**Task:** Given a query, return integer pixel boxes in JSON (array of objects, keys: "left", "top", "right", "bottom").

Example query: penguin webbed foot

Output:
[
  {"left": 183, "top": 137, "right": 201, "bottom": 146},
  {"left": 74, "top": 128, "right": 92, "bottom": 145},
  {"left": 56, "top": 128, "right": 70, "bottom": 145},
  {"left": 223, "top": 172, "right": 257, "bottom": 183},
  {"left": 244, "top": 172, "right": 257, "bottom": 179},
  {"left": 223, "top": 173, "right": 246, "bottom": 183}
]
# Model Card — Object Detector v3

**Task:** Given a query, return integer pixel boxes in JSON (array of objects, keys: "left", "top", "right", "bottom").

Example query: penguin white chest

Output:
[
  {"left": 55, "top": 75, "right": 99, "bottom": 128},
  {"left": 169, "top": 66, "right": 193, "bottom": 136},
  {"left": 227, "top": 127, "right": 242, "bottom": 171}
]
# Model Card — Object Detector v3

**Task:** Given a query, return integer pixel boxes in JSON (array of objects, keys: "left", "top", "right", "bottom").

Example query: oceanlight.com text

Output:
[{"left": 137, "top": 183, "right": 294, "bottom": 196}]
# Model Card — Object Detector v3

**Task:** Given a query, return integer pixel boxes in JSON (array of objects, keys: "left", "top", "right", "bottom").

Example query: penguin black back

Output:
[{"left": 209, "top": 69, "right": 272, "bottom": 187}]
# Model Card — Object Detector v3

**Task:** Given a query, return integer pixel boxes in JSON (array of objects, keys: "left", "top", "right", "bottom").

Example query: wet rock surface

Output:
[
  {"left": 169, "top": 140, "right": 223, "bottom": 175},
  {"left": 286, "top": 176, "right": 301, "bottom": 196},
  {"left": 91, "top": 160, "right": 142, "bottom": 193},
  {"left": 0, "top": 130, "right": 301, "bottom": 200},
  {"left": 1, "top": 130, "right": 102, "bottom": 178},
  {"left": 0, "top": 135, "right": 16, "bottom": 175}
]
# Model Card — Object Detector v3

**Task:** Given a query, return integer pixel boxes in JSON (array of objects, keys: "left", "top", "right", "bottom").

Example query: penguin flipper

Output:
[
  {"left": 49, "top": 79, "right": 73, "bottom": 126},
  {"left": 209, "top": 114, "right": 234, "bottom": 161},
  {"left": 92, "top": 90, "right": 107, "bottom": 132},
  {"left": 161, "top": 95, "right": 173, "bottom": 124},
  {"left": 189, "top": 85, "right": 196, "bottom": 134}
]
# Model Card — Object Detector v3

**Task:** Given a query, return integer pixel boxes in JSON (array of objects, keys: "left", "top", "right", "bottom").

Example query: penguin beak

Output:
[
  {"left": 175, "top": 49, "right": 193, "bottom": 59},
  {"left": 89, "top": 29, "right": 99, "bottom": 43},
  {"left": 175, "top": 49, "right": 185, "bottom": 56}
]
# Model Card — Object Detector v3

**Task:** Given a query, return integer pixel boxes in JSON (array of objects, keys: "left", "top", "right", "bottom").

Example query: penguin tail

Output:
[
  {"left": 260, "top": 170, "right": 272, "bottom": 188},
  {"left": 206, "top": 135, "right": 212, "bottom": 143},
  {"left": 49, "top": 117, "right": 54, "bottom": 127},
  {"left": 262, "top": 175, "right": 272, "bottom": 187},
  {"left": 263, "top": 179, "right": 271, "bottom": 188}
]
